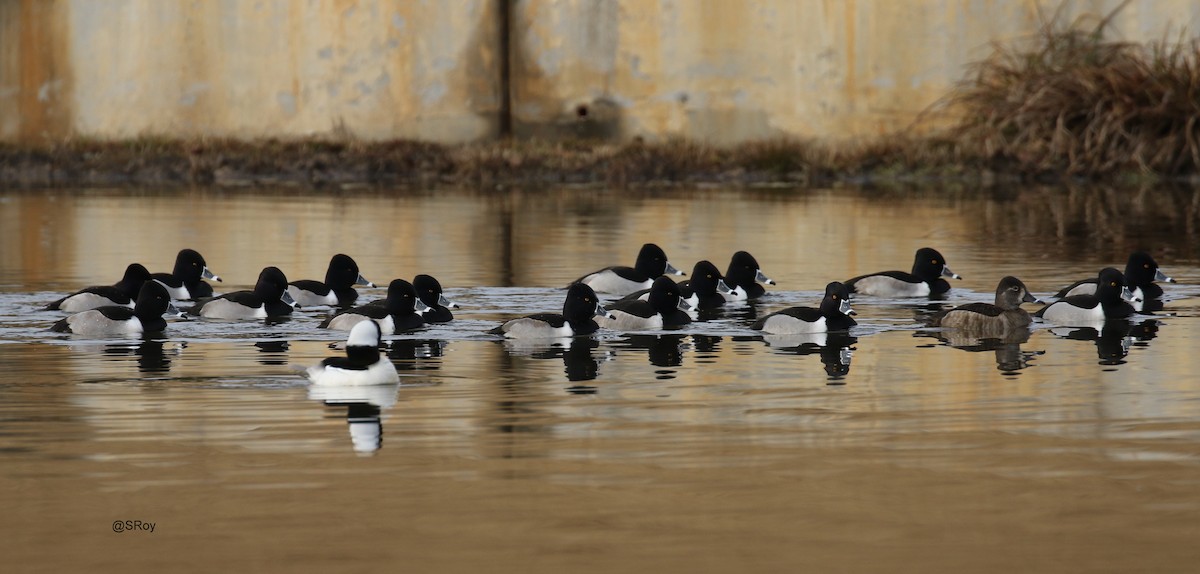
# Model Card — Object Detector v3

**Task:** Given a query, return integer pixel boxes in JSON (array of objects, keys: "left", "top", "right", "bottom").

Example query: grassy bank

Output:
[
  {"left": 0, "top": 136, "right": 986, "bottom": 189},
  {"left": 2, "top": 12, "right": 1198, "bottom": 189}
]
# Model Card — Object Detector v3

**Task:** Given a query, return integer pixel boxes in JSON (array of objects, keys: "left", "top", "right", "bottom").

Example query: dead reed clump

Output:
[
  {"left": 603, "top": 139, "right": 730, "bottom": 185},
  {"left": 728, "top": 139, "right": 816, "bottom": 178},
  {"left": 948, "top": 7, "right": 1200, "bottom": 178}
]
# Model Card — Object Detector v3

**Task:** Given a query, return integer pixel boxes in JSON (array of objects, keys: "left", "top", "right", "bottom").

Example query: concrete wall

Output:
[
  {"left": 2, "top": 0, "right": 1199, "bottom": 144},
  {"left": 0, "top": 0, "right": 504, "bottom": 143}
]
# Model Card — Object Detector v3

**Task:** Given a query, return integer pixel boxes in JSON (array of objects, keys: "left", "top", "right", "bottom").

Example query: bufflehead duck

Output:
[{"left": 305, "top": 320, "right": 399, "bottom": 386}]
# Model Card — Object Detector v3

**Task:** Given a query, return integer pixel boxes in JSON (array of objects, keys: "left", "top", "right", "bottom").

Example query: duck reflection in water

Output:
[
  {"left": 760, "top": 332, "right": 857, "bottom": 382},
  {"left": 499, "top": 337, "right": 608, "bottom": 384},
  {"left": 690, "top": 333, "right": 722, "bottom": 354},
  {"left": 100, "top": 339, "right": 183, "bottom": 374},
  {"left": 617, "top": 334, "right": 688, "bottom": 368},
  {"left": 253, "top": 340, "right": 289, "bottom": 366},
  {"left": 917, "top": 329, "right": 1042, "bottom": 375},
  {"left": 1047, "top": 319, "right": 1160, "bottom": 366},
  {"left": 387, "top": 339, "right": 447, "bottom": 372},
  {"left": 611, "top": 334, "right": 689, "bottom": 381},
  {"left": 307, "top": 382, "right": 400, "bottom": 456}
]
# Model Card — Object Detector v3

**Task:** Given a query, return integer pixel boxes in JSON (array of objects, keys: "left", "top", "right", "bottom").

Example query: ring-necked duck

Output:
[
  {"left": 1036, "top": 268, "right": 1137, "bottom": 325},
  {"left": 597, "top": 277, "right": 693, "bottom": 331},
  {"left": 46, "top": 263, "right": 152, "bottom": 312},
  {"left": 720, "top": 251, "right": 775, "bottom": 300},
  {"left": 305, "top": 320, "right": 399, "bottom": 386},
  {"left": 571, "top": 243, "right": 686, "bottom": 296},
  {"left": 1054, "top": 251, "right": 1175, "bottom": 303},
  {"left": 931, "top": 276, "right": 1039, "bottom": 336},
  {"left": 51, "top": 281, "right": 183, "bottom": 335},
  {"left": 412, "top": 274, "right": 459, "bottom": 323},
  {"left": 152, "top": 249, "right": 221, "bottom": 300},
  {"left": 489, "top": 284, "right": 614, "bottom": 338},
  {"left": 752, "top": 282, "right": 856, "bottom": 334},
  {"left": 194, "top": 266, "right": 296, "bottom": 319},
  {"left": 321, "top": 279, "right": 429, "bottom": 333},
  {"left": 287, "top": 254, "right": 375, "bottom": 307},
  {"left": 845, "top": 247, "right": 961, "bottom": 297},
  {"left": 687, "top": 260, "right": 742, "bottom": 309}
]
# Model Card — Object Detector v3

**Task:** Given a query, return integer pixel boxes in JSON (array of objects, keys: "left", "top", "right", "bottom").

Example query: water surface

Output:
[{"left": 2, "top": 186, "right": 1200, "bottom": 572}]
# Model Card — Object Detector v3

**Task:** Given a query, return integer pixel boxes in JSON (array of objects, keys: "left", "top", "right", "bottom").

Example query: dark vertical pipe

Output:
[{"left": 497, "top": 0, "right": 513, "bottom": 138}]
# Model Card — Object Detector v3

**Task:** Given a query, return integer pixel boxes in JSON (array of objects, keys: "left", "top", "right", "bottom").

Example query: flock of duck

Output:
[{"left": 41, "top": 244, "right": 1177, "bottom": 386}]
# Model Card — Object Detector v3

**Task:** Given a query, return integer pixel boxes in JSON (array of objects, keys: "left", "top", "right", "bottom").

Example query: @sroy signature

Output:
[{"left": 112, "top": 520, "right": 155, "bottom": 533}]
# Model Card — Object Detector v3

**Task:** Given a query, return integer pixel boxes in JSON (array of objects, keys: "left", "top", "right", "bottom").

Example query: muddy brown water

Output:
[{"left": 2, "top": 186, "right": 1200, "bottom": 572}]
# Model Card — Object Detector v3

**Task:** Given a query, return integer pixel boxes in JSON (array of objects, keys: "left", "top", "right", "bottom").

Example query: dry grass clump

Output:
[
  {"left": 0, "top": 137, "right": 458, "bottom": 186},
  {"left": 455, "top": 139, "right": 803, "bottom": 185},
  {"left": 949, "top": 6, "right": 1200, "bottom": 177}
]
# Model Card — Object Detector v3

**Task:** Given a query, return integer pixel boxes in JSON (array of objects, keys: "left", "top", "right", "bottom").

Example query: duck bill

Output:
[
  {"left": 716, "top": 279, "right": 740, "bottom": 297},
  {"left": 415, "top": 299, "right": 432, "bottom": 313},
  {"left": 202, "top": 267, "right": 222, "bottom": 282},
  {"left": 1155, "top": 269, "right": 1175, "bottom": 283},
  {"left": 280, "top": 290, "right": 298, "bottom": 308},
  {"left": 676, "top": 297, "right": 693, "bottom": 311},
  {"left": 594, "top": 303, "right": 615, "bottom": 320},
  {"left": 166, "top": 301, "right": 187, "bottom": 319},
  {"left": 1120, "top": 286, "right": 1139, "bottom": 303},
  {"left": 438, "top": 294, "right": 460, "bottom": 309},
  {"left": 755, "top": 269, "right": 776, "bottom": 285},
  {"left": 1023, "top": 291, "right": 1040, "bottom": 304},
  {"left": 664, "top": 262, "right": 686, "bottom": 276},
  {"left": 941, "top": 265, "right": 962, "bottom": 280},
  {"left": 355, "top": 274, "right": 375, "bottom": 288},
  {"left": 839, "top": 299, "right": 855, "bottom": 316}
]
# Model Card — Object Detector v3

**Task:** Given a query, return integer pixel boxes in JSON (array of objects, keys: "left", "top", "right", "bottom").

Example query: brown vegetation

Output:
[
  {"left": 947, "top": 4, "right": 1200, "bottom": 178},
  {"left": 0, "top": 136, "right": 983, "bottom": 189}
]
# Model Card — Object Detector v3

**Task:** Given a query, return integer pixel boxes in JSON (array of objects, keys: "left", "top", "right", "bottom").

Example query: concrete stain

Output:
[{"left": 14, "top": 0, "right": 73, "bottom": 141}]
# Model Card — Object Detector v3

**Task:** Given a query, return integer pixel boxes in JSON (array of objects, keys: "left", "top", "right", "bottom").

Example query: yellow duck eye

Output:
[{"left": 1110, "top": 281, "right": 1118, "bottom": 287}]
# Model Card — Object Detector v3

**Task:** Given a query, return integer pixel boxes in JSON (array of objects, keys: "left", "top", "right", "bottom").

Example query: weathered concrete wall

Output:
[
  {"left": 2, "top": 0, "right": 1199, "bottom": 143},
  {"left": 510, "top": 0, "right": 1200, "bottom": 143},
  {"left": 0, "top": 0, "right": 503, "bottom": 142}
]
